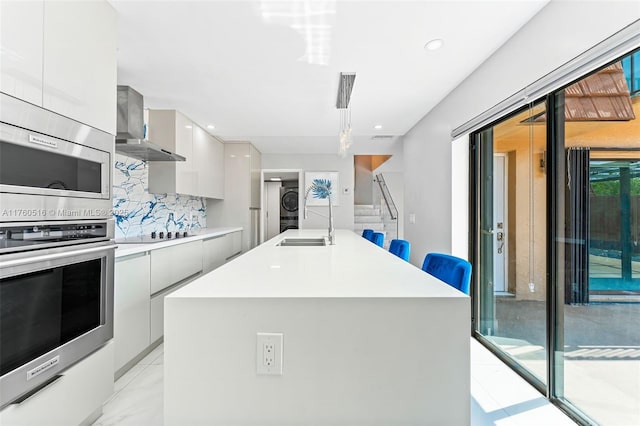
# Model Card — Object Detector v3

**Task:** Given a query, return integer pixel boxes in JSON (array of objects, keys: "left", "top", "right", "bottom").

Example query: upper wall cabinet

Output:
[
  {"left": 148, "top": 110, "right": 196, "bottom": 195},
  {"left": 148, "top": 110, "right": 224, "bottom": 199},
  {"left": 0, "top": 1, "right": 117, "bottom": 134},
  {"left": 193, "top": 125, "right": 225, "bottom": 199},
  {"left": 0, "top": 1, "right": 44, "bottom": 106},
  {"left": 42, "top": 1, "right": 117, "bottom": 134}
]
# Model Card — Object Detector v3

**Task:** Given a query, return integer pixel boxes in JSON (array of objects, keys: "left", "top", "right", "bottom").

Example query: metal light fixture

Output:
[{"left": 336, "top": 72, "right": 355, "bottom": 157}]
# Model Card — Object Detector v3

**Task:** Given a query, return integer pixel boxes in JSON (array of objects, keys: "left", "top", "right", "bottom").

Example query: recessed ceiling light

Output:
[
  {"left": 424, "top": 38, "right": 444, "bottom": 51},
  {"left": 374, "top": 124, "right": 383, "bottom": 130},
  {"left": 270, "top": 177, "right": 282, "bottom": 181},
  {"left": 185, "top": 125, "right": 192, "bottom": 129},
  {"left": 207, "top": 124, "right": 215, "bottom": 129}
]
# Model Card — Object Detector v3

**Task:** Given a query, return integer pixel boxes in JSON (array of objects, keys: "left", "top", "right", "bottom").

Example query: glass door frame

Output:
[
  {"left": 469, "top": 101, "right": 550, "bottom": 397},
  {"left": 470, "top": 47, "right": 640, "bottom": 424},
  {"left": 469, "top": 94, "right": 587, "bottom": 423}
]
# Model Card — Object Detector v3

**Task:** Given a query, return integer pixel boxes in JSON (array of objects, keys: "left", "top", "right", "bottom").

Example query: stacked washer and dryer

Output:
[{"left": 279, "top": 187, "right": 299, "bottom": 232}]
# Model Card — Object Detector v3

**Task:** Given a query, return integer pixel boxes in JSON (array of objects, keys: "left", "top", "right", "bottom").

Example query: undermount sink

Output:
[{"left": 277, "top": 238, "right": 327, "bottom": 247}]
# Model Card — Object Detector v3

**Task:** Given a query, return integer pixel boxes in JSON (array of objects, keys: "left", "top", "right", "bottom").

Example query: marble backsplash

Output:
[{"left": 113, "top": 154, "right": 206, "bottom": 239}]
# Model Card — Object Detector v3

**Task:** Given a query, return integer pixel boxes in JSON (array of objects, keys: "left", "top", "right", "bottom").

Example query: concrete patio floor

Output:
[{"left": 483, "top": 298, "right": 640, "bottom": 425}]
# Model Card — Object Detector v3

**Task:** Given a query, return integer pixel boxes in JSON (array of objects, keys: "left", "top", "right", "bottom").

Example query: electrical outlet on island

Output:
[{"left": 256, "top": 332, "right": 283, "bottom": 375}]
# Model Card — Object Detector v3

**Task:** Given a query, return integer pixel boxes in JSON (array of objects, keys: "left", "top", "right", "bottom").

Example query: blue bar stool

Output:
[
  {"left": 421, "top": 253, "right": 472, "bottom": 295},
  {"left": 389, "top": 239, "right": 410, "bottom": 262},
  {"left": 362, "top": 229, "right": 374, "bottom": 240},
  {"left": 371, "top": 232, "right": 384, "bottom": 247}
]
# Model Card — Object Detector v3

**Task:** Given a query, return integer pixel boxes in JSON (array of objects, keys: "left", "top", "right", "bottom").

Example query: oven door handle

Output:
[{"left": 0, "top": 243, "right": 115, "bottom": 269}]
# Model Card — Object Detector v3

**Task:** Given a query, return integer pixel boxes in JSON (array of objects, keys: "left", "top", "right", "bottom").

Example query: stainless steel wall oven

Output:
[
  {"left": 0, "top": 94, "right": 116, "bottom": 408},
  {"left": 0, "top": 221, "right": 115, "bottom": 408}
]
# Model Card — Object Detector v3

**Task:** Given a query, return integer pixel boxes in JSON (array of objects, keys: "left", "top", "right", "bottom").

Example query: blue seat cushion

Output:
[{"left": 421, "top": 253, "right": 471, "bottom": 294}]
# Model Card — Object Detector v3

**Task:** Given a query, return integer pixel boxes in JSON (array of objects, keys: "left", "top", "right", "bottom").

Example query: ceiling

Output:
[{"left": 110, "top": 0, "right": 549, "bottom": 154}]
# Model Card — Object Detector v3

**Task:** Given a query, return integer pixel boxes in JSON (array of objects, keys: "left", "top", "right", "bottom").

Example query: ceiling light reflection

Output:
[
  {"left": 424, "top": 38, "right": 444, "bottom": 51},
  {"left": 259, "top": 0, "right": 335, "bottom": 66}
]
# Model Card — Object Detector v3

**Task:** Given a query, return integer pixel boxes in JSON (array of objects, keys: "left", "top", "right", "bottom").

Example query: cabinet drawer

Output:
[
  {"left": 0, "top": 342, "right": 113, "bottom": 426},
  {"left": 150, "top": 278, "right": 194, "bottom": 344},
  {"left": 202, "top": 236, "right": 227, "bottom": 274},
  {"left": 227, "top": 231, "right": 242, "bottom": 259},
  {"left": 150, "top": 240, "right": 202, "bottom": 295}
]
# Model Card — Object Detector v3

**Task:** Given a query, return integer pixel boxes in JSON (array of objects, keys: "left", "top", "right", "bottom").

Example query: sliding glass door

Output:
[
  {"left": 474, "top": 100, "right": 549, "bottom": 387},
  {"left": 472, "top": 49, "right": 640, "bottom": 425},
  {"left": 554, "top": 57, "right": 640, "bottom": 424}
]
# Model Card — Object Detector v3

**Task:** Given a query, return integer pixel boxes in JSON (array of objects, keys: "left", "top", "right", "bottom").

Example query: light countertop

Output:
[
  {"left": 168, "top": 229, "right": 468, "bottom": 299},
  {"left": 115, "top": 227, "right": 242, "bottom": 258},
  {"left": 164, "top": 229, "right": 470, "bottom": 424}
]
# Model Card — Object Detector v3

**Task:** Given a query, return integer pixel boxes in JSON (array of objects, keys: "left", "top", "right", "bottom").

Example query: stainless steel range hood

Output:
[{"left": 115, "top": 86, "right": 186, "bottom": 162}]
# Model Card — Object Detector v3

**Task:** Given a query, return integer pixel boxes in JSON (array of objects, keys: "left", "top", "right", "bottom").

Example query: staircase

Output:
[{"left": 353, "top": 204, "right": 396, "bottom": 248}]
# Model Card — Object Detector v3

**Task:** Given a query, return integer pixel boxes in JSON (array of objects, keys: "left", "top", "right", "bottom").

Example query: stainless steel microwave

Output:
[{"left": 0, "top": 94, "right": 113, "bottom": 221}]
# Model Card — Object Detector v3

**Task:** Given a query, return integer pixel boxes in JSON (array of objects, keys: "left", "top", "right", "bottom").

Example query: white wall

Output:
[
  {"left": 262, "top": 154, "right": 355, "bottom": 231},
  {"left": 451, "top": 135, "right": 469, "bottom": 260},
  {"left": 354, "top": 156, "right": 374, "bottom": 205},
  {"left": 403, "top": 1, "right": 639, "bottom": 266}
]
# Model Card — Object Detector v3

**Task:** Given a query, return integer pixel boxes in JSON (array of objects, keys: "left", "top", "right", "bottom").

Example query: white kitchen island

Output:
[{"left": 164, "top": 229, "right": 470, "bottom": 426}]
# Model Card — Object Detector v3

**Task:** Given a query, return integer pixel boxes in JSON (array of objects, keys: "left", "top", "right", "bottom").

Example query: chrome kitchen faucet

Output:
[{"left": 303, "top": 181, "right": 335, "bottom": 245}]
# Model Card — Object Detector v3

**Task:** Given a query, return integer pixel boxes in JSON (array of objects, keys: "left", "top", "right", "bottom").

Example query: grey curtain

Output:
[{"left": 565, "top": 147, "right": 590, "bottom": 304}]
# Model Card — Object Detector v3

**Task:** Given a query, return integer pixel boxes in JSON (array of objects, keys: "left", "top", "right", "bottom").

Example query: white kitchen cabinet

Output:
[
  {"left": 202, "top": 231, "right": 242, "bottom": 273},
  {"left": 149, "top": 111, "right": 224, "bottom": 199},
  {"left": 193, "top": 124, "right": 224, "bottom": 199},
  {"left": 148, "top": 110, "right": 196, "bottom": 195},
  {"left": 0, "top": 1, "right": 116, "bottom": 134},
  {"left": 203, "top": 235, "right": 228, "bottom": 274},
  {"left": 112, "top": 231, "right": 240, "bottom": 364},
  {"left": 207, "top": 143, "right": 261, "bottom": 252},
  {"left": 149, "top": 240, "right": 203, "bottom": 344},
  {"left": 149, "top": 293, "right": 164, "bottom": 344},
  {"left": 0, "top": 1, "right": 44, "bottom": 106},
  {"left": 150, "top": 240, "right": 202, "bottom": 295},
  {"left": 0, "top": 342, "right": 114, "bottom": 426},
  {"left": 149, "top": 277, "right": 194, "bottom": 344},
  {"left": 227, "top": 231, "right": 242, "bottom": 259},
  {"left": 250, "top": 144, "right": 262, "bottom": 208},
  {"left": 210, "top": 135, "right": 225, "bottom": 199},
  {"left": 114, "top": 253, "right": 151, "bottom": 374},
  {"left": 42, "top": 1, "right": 117, "bottom": 134}
]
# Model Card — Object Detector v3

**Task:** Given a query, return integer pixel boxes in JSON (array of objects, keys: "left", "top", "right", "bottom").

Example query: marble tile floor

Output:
[{"left": 92, "top": 339, "right": 576, "bottom": 425}]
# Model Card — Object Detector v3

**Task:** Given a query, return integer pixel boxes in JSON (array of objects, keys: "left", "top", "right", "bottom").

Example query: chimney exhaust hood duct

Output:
[{"left": 115, "top": 86, "right": 186, "bottom": 162}]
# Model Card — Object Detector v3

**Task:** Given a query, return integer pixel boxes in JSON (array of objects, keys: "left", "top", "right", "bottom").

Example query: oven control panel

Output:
[{"left": 0, "top": 221, "right": 111, "bottom": 253}]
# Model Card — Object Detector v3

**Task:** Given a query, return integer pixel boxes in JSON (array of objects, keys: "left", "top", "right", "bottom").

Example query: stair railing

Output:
[
  {"left": 375, "top": 174, "right": 397, "bottom": 219},
  {"left": 374, "top": 174, "right": 398, "bottom": 243}
]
